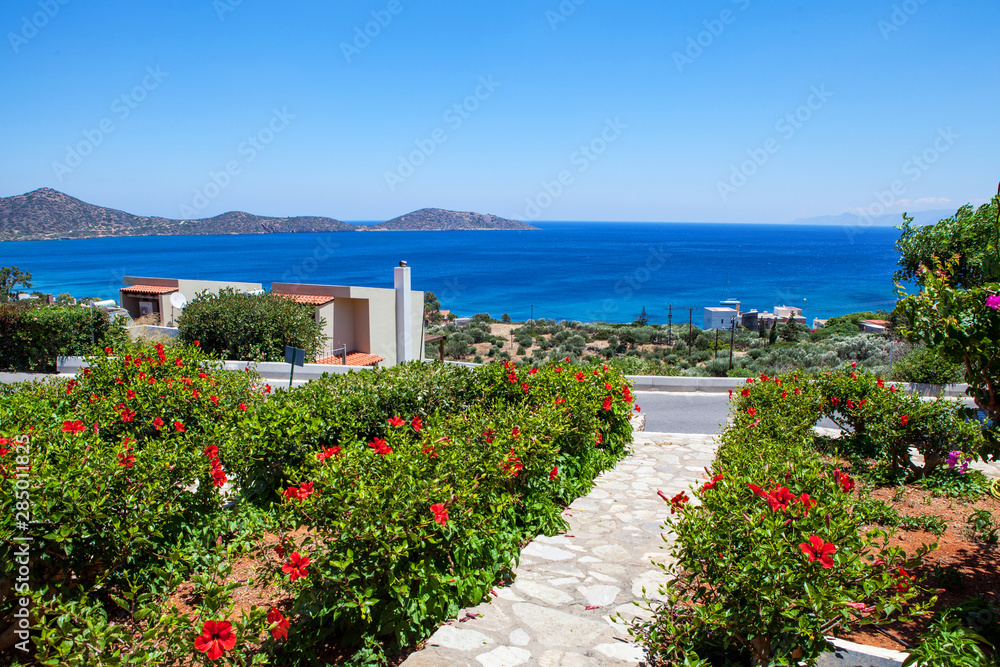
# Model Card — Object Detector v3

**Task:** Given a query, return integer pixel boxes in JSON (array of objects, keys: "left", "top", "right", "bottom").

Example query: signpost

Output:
[{"left": 285, "top": 346, "right": 305, "bottom": 389}]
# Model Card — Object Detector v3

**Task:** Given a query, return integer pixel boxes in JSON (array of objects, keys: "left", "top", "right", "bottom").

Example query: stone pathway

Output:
[{"left": 401, "top": 432, "right": 718, "bottom": 667}]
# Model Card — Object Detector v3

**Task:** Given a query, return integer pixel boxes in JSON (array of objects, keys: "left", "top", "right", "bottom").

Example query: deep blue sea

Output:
[{"left": 0, "top": 222, "right": 905, "bottom": 323}]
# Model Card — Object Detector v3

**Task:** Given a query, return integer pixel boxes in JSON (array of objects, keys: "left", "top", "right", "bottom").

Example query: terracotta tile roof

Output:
[
  {"left": 315, "top": 352, "right": 384, "bottom": 367},
  {"left": 274, "top": 293, "right": 336, "bottom": 306},
  {"left": 120, "top": 284, "right": 178, "bottom": 295}
]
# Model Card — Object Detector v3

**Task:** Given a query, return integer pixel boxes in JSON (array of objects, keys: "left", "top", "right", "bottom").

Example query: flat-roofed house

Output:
[
  {"left": 703, "top": 307, "right": 738, "bottom": 330},
  {"left": 119, "top": 277, "right": 263, "bottom": 326}
]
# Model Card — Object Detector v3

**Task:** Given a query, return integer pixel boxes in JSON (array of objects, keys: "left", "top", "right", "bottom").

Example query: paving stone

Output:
[
  {"left": 510, "top": 603, "right": 609, "bottom": 646},
  {"left": 594, "top": 642, "right": 645, "bottom": 662},
  {"left": 427, "top": 625, "right": 494, "bottom": 650},
  {"left": 537, "top": 650, "right": 596, "bottom": 666},
  {"left": 476, "top": 646, "right": 532, "bottom": 667},
  {"left": 577, "top": 584, "right": 620, "bottom": 607},
  {"left": 522, "top": 542, "right": 576, "bottom": 561},
  {"left": 509, "top": 628, "right": 531, "bottom": 646},
  {"left": 514, "top": 580, "right": 575, "bottom": 605},
  {"left": 591, "top": 544, "right": 630, "bottom": 562}
]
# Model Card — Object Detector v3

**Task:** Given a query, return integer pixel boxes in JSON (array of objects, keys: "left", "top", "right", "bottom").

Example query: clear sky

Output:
[{"left": 2, "top": 0, "right": 997, "bottom": 223}]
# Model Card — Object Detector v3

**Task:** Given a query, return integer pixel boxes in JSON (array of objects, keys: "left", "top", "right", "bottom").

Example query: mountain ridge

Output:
[{"left": 0, "top": 188, "right": 537, "bottom": 241}]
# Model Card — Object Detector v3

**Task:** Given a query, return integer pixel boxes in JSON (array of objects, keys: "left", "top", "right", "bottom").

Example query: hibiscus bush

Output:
[
  {"left": 631, "top": 373, "right": 937, "bottom": 666},
  {"left": 1, "top": 348, "right": 635, "bottom": 665},
  {"left": 0, "top": 340, "right": 266, "bottom": 657}
]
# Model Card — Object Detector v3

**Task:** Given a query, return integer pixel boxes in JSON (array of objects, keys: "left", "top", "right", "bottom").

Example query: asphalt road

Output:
[{"left": 635, "top": 390, "right": 733, "bottom": 434}]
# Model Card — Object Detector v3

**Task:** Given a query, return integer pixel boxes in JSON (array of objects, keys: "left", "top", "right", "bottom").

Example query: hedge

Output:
[{"left": 0, "top": 302, "right": 126, "bottom": 371}]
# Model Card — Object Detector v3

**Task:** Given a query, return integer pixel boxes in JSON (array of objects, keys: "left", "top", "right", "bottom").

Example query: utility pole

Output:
[
  {"left": 728, "top": 317, "right": 736, "bottom": 370},
  {"left": 666, "top": 303, "right": 674, "bottom": 345},
  {"left": 686, "top": 307, "right": 695, "bottom": 356}
]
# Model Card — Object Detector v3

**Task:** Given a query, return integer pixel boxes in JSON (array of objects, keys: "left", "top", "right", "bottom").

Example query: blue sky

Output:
[{"left": 2, "top": 0, "right": 997, "bottom": 223}]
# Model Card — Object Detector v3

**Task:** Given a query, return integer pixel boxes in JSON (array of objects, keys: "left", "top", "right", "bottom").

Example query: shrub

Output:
[
  {"left": 631, "top": 373, "right": 935, "bottom": 666},
  {"left": 891, "top": 345, "right": 963, "bottom": 384},
  {"left": 0, "top": 302, "right": 127, "bottom": 371},
  {"left": 177, "top": 288, "right": 325, "bottom": 362}
]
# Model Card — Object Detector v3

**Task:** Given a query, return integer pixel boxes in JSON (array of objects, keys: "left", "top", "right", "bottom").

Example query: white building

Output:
[{"left": 703, "top": 307, "right": 739, "bottom": 330}]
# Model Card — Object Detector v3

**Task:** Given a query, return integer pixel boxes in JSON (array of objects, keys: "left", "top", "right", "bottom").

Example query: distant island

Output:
[{"left": 0, "top": 188, "right": 538, "bottom": 241}]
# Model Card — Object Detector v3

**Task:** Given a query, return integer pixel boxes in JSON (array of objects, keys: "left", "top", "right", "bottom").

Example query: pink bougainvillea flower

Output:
[
  {"left": 267, "top": 608, "right": 289, "bottom": 641},
  {"left": 388, "top": 415, "right": 405, "bottom": 427},
  {"left": 549, "top": 465, "right": 558, "bottom": 481},
  {"left": 368, "top": 438, "right": 392, "bottom": 456},
  {"left": 282, "top": 552, "right": 310, "bottom": 581},
  {"left": 986, "top": 294, "right": 1000, "bottom": 310},
  {"left": 800, "top": 535, "right": 837, "bottom": 568},
  {"left": 430, "top": 503, "right": 449, "bottom": 526},
  {"left": 193, "top": 620, "right": 237, "bottom": 661},
  {"left": 411, "top": 416, "right": 423, "bottom": 432}
]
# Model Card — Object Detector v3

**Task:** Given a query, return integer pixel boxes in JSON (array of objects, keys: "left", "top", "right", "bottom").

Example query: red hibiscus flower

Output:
[
  {"left": 192, "top": 389, "right": 200, "bottom": 399},
  {"left": 507, "top": 372, "right": 517, "bottom": 383},
  {"left": 900, "top": 414, "right": 909, "bottom": 427},
  {"left": 65, "top": 379, "right": 78, "bottom": 394},
  {"left": 846, "top": 399, "right": 855, "bottom": 410},
  {"left": 199, "top": 372, "right": 208, "bottom": 379},
  {"left": 740, "top": 388, "right": 750, "bottom": 397},
  {"left": 503, "top": 449, "right": 523, "bottom": 477},
  {"left": 833, "top": 469, "right": 855, "bottom": 493},
  {"left": 388, "top": 415, "right": 405, "bottom": 427},
  {"left": 701, "top": 474, "right": 723, "bottom": 492},
  {"left": 105, "top": 347, "right": 113, "bottom": 355},
  {"left": 877, "top": 377, "right": 884, "bottom": 388},
  {"left": 748, "top": 483, "right": 767, "bottom": 497},
  {"left": 575, "top": 371, "right": 585, "bottom": 381},
  {"left": 555, "top": 397, "right": 565, "bottom": 405},
  {"left": 549, "top": 465, "right": 558, "bottom": 481},
  {"left": 61, "top": 420, "right": 86, "bottom": 433},
  {"left": 203, "top": 445, "right": 219, "bottom": 459},
  {"left": 117, "top": 452, "right": 135, "bottom": 467},
  {"left": 125, "top": 389, "right": 136, "bottom": 399},
  {"left": 153, "top": 417, "right": 164, "bottom": 430},
  {"left": 522, "top": 383, "right": 530, "bottom": 393},
  {"left": 483, "top": 429, "right": 495, "bottom": 444},
  {"left": 511, "top": 426, "right": 520, "bottom": 438},
  {"left": 317, "top": 446, "right": 340, "bottom": 461},
  {"left": 798, "top": 493, "right": 817, "bottom": 516},
  {"left": 239, "top": 403, "right": 247, "bottom": 411},
  {"left": 766, "top": 486, "right": 796, "bottom": 512},
  {"left": 747, "top": 407, "right": 756, "bottom": 416},
  {"left": 120, "top": 407, "right": 136, "bottom": 423},
  {"left": 851, "top": 361, "right": 857, "bottom": 368},
  {"left": 174, "top": 357, "right": 184, "bottom": 368},
  {"left": 781, "top": 391, "right": 787, "bottom": 399},
  {"left": 274, "top": 544, "right": 285, "bottom": 559},
  {"left": 894, "top": 568, "right": 912, "bottom": 593},
  {"left": 282, "top": 552, "right": 310, "bottom": 581},
  {"left": 850, "top": 372, "right": 858, "bottom": 380},
  {"left": 193, "top": 340, "right": 200, "bottom": 346},
  {"left": 430, "top": 503, "right": 449, "bottom": 526},
  {"left": 411, "top": 416, "right": 423, "bottom": 432},
  {"left": 669, "top": 491, "right": 690, "bottom": 514},
  {"left": 595, "top": 432, "right": 603, "bottom": 444},
  {"left": 830, "top": 397, "right": 840, "bottom": 406},
  {"left": 529, "top": 368, "right": 538, "bottom": 375},
  {"left": 369, "top": 438, "right": 392, "bottom": 456},
  {"left": 174, "top": 421, "right": 185, "bottom": 432},
  {"left": 794, "top": 387, "right": 802, "bottom": 395},
  {"left": 554, "top": 367, "right": 562, "bottom": 373},
  {"left": 800, "top": 535, "right": 836, "bottom": 568},
  {"left": 264, "top": 384, "right": 272, "bottom": 394},
  {"left": 602, "top": 396, "right": 613, "bottom": 411},
  {"left": 267, "top": 608, "right": 290, "bottom": 641},
  {"left": 193, "top": 620, "right": 237, "bottom": 661},
  {"left": 210, "top": 395, "right": 219, "bottom": 405},
  {"left": 729, "top": 390, "right": 733, "bottom": 399},
  {"left": 422, "top": 443, "right": 438, "bottom": 458}
]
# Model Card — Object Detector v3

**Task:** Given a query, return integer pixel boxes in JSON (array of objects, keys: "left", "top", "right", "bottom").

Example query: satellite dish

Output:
[{"left": 170, "top": 293, "right": 188, "bottom": 309}]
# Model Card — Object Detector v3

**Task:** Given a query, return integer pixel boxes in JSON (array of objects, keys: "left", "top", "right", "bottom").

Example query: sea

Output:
[{"left": 0, "top": 222, "right": 907, "bottom": 324}]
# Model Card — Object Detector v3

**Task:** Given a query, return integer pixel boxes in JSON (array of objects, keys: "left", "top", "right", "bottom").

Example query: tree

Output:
[
  {"left": 768, "top": 319, "right": 778, "bottom": 345},
  {"left": 634, "top": 306, "right": 650, "bottom": 326},
  {"left": 0, "top": 266, "right": 32, "bottom": 303},
  {"left": 779, "top": 319, "right": 803, "bottom": 343},
  {"left": 424, "top": 292, "right": 442, "bottom": 323},
  {"left": 895, "top": 195, "right": 1000, "bottom": 289},
  {"left": 56, "top": 293, "right": 75, "bottom": 305},
  {"left": 501, "top": 313, "right": 512, "bottom": 323}
]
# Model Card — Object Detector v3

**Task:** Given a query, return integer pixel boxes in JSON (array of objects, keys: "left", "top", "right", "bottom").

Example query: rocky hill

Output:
[
  {"left": 0, "top": 188, "right": 357, "bottom": 241},
  {"left": 366, "top": 208, "right": 538, "bottom": 231},
  {"left": 0, "top": 190, "right": 538, "bottom": 241}
]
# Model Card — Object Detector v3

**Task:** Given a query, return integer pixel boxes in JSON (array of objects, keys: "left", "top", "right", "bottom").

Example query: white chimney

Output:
[{"left": 394, "top": 261, "right": 412, "bottom": 364}]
